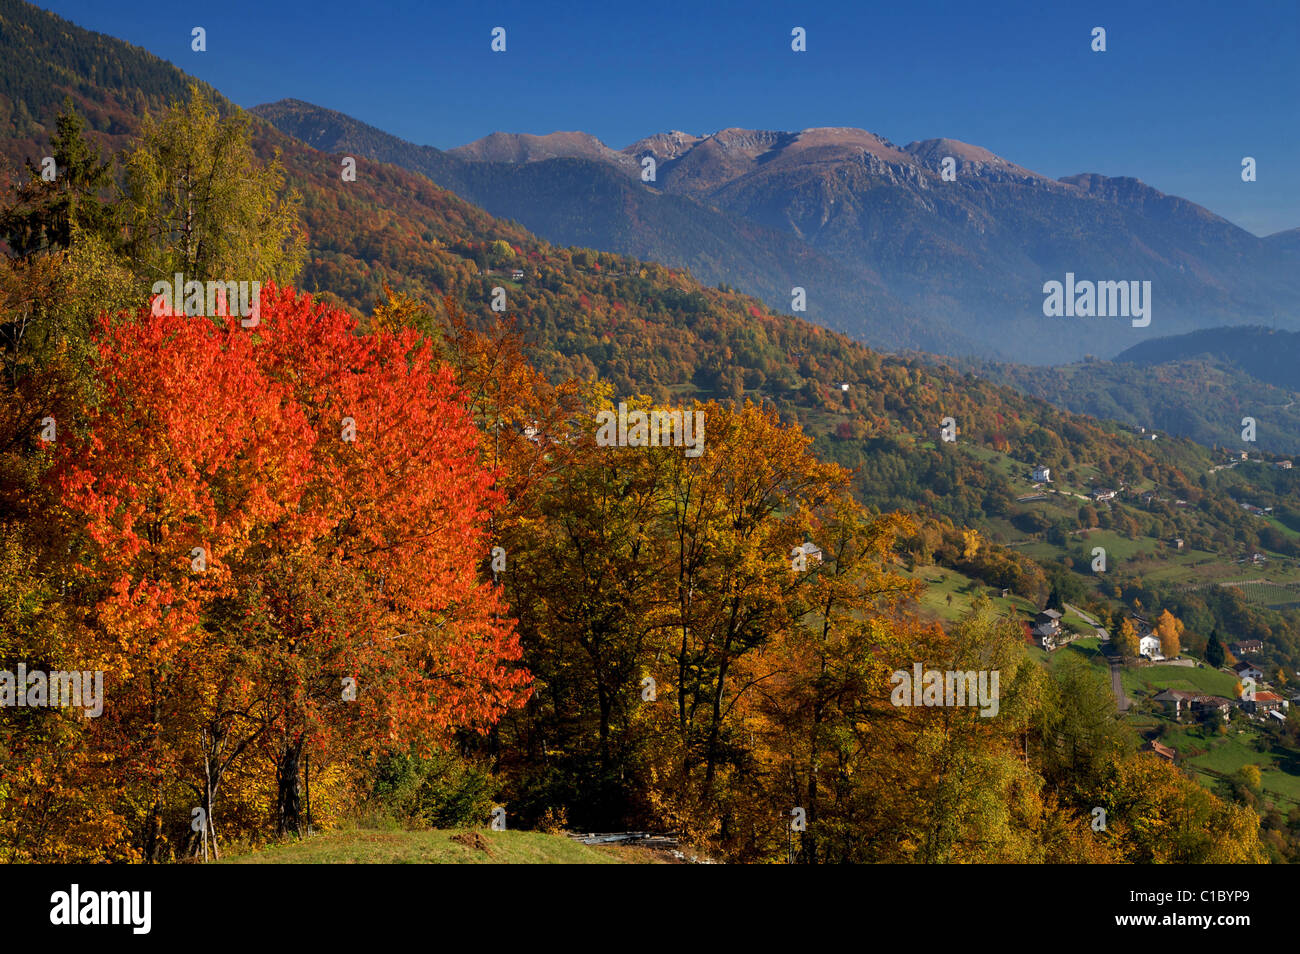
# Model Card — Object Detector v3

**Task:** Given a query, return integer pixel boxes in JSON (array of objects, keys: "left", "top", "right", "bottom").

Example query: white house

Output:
[
  {"left": 1032, "top": 609, "right": 1064, "bottom": 650},
  {"left": 1031, "top": 465, "right": 1051, "bottom": 483},
  {"left": 1139, "top": 633, "right": 1165, "bottom": 661},
  {"left": 1232, "top": 661, "right": 1264, "bottom": 682},
  {"left": 798, "top": 542, "right": 823, "bottom": 565}
]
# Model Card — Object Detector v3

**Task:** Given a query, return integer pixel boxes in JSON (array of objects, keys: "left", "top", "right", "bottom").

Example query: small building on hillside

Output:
[
  {"left": 1033, "top": 609, "right": 1062, "bottom": 635},
  {"left": 1152, "top": 690, "right": 1234, "bottom": 722},
  {"left": 1031, "top": 465, "right": 1051, "bottom": 483},
  {"left": 1242, "top": 691, "right": 1286, "bottom": 716},
  {"left": 1139, "top": 633, "right": 1165, "bottom": 662},
  {"left": 1092, "top": 488, "right": 1117, "bottom": 502},
  {"left": 1232, "top": 661, "right": 1265, "bottom": 683},
  {"left": 1032, "top": 609, "right": 1064, "bottom": 650},
  {"left": 1230, "top": 640, "right": 1264, "bottom": 657},
  {"left": 1152, "top": 689, "right": 1196, "bottom": 719},
  {"left": 1196, "top": 696, "right": 1236, "bottom": 720},
  {"left": 1142, "top": 740, "right": 1177, "bottom": 762},
  {"left": 1277, "top": 460, "right": 1293, "bottom": 470}
]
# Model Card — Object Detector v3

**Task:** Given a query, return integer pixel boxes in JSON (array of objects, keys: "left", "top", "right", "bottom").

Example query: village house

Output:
[
  {"left": 1138, "top": 632, "right": 1165, "bottom": 661},
  {"left": 1152, "top": 690, "right": 1234, "bottom": 722},
  {"left": 798, "top": 542, "right": 823, "bottom": 565},
  {"left": 1230, "top": 640, "right": 1264, "bottom": 657},
  {"left": 1171, "top": 537, "right": 1184, "bottom": 550},
  {"left": 1277, "top": 460, "right": 1293, "bottom": 470},
  {"left": 1196, "top": 696, "right": 1236, "bottom": 720},
  {"left": 1151, "top": 689, "right": 1195, "bottom": 719},
  {"left": 1091, "top": 488, "right": 1117, "bottom": 502},
  {"left": 1232, "top": 661, "right": 1265, "bottom": 683},
  {"left": 1031, "top": 609, "right": 1067, "bottom": 650},
  {"left": 1242, "top": 691, "right": 1287, "bottom": 716},
  {"left": 1142, "top": 739, "right": 1177, "bottom": 762},
  {"left": 1031, "top": 465, "right": 1051, "bottom": 483},
  {"left": 511, "top": 268, "right": 525, "bottom": 280},
  {"left": 1033, "top": 608, "right": 1061, "bottom": 634}
]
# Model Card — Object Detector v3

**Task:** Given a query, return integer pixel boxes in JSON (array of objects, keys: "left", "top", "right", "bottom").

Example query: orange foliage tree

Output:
[{"left": 53, "top": 284, "right": 530, "bottom": 857}]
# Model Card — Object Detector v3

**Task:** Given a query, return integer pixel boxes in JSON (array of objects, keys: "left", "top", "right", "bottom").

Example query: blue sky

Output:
[{"left": 39, "top": 0, "right": 1299, "bottom": 235}]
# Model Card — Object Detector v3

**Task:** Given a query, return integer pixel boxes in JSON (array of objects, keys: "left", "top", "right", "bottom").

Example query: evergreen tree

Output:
[
  {"left": 0, "top": 98, "right": 116, "bottom": 256},
  {"left": 1206, "top": 628, "right": 1225, "bottom": 668}
]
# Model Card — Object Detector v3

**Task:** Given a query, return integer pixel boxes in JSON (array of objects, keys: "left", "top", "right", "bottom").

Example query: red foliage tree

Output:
[{"left": 55, "top": 284, "right": 530, "bottom": 851}]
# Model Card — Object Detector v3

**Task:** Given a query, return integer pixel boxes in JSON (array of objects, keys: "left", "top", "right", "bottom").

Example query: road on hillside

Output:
[
  {"left": 1109, "top": 658, "right": 1131, "bottom": 712},
  {"left": 1063, "top": 603, "right": 1126, "bottom": 710},
  {"left": 1065, "top": 603, "right": 1099, "bottom": 627}
]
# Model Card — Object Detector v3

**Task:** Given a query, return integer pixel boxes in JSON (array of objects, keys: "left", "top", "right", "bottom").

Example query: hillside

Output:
[
  {"left": 1117, "top": 326, "right": 1300, "bottom": 392},
  {"left": 958, "top": 350, "right": 1300, "bottom": 456},
  {"left": 958, "top": 326, "right": 1300, "bottom": 455}
]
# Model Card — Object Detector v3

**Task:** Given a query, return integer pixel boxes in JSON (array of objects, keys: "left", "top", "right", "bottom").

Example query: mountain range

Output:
[{"left": 253, "top": 100, "right": 1300, "bottom": 365}]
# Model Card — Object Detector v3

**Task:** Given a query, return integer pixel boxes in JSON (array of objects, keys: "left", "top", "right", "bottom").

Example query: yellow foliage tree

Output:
[{"left": 1155, "top": 609, "right": 1183, "bottom": 659}]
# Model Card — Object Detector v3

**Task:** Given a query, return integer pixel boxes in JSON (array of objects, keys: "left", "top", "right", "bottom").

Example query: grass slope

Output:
[{"left": 222, "top": 828, "right": 643, "bottom": 864}]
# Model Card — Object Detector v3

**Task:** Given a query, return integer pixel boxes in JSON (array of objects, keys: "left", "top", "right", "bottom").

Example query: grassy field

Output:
[
  {"left": 1121, "top": 663, "right": 1240, "bottom": 699},
  {"left": 899, "top": 564, "right": 1036, "bottom": 623},
  {"left": 221, "top": 828, "right": 647, "bottom": 864},
  {"left": 1045, "top": 638, "right": 1110, "bottom": 677}
]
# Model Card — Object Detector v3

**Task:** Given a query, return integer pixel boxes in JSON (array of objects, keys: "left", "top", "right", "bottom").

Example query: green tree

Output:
[{"left": 122, "top": 86, "right": 304, "bottom": 285}]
